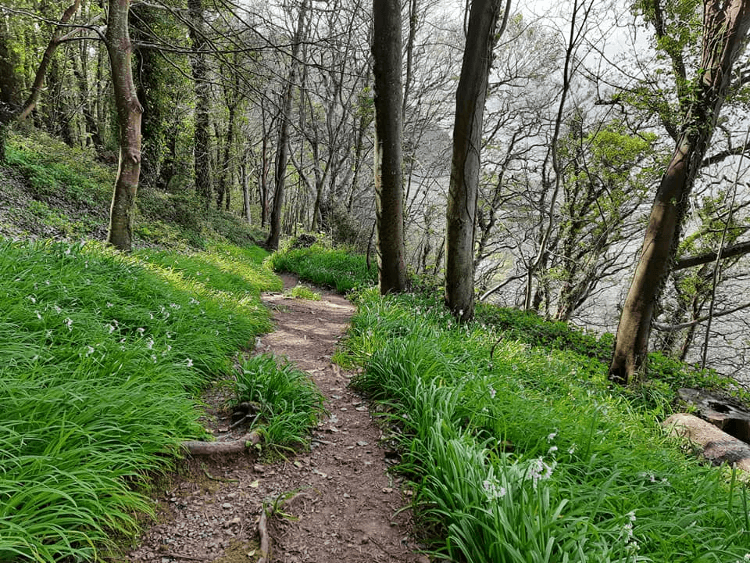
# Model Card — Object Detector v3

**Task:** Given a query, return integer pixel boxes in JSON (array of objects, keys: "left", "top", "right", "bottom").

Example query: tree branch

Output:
[
  {"left": 653, "top": 300, "right": 750, "bottom": 331},
  {"left": 673, "top": 239, "right": 750, "bottom": 270}
]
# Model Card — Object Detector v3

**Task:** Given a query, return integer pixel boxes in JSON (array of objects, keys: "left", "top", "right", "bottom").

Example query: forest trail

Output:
[{"left": 127, "top": 275, "right": 426, "bottom": 563}]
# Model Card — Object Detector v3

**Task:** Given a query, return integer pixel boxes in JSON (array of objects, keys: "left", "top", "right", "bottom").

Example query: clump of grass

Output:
[
  {"left": 268, "top": 241, "right": 376, "bottom": 293},
  {"left": 232, "top": 354, "right": 325, "bottom": 451},
  {"left": 344, "top": 290, "right": 750, "bottom": 562},
  {"left": 0, "top": 238, "right": 279, "bottom": 562},
  {"left": 286, "top": 284, "right": 321, "bottom": 301}
]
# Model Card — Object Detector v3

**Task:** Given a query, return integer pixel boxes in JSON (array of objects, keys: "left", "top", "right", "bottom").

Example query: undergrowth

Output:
[
  {"left": 267, "top": 237, "right": 377, "bottom": 292},
  {"left": 0, "top": 238, "right": 282, "bottom": 562},
  {"left": 341, "top": 290, "right": 750, "bottom": 563}
]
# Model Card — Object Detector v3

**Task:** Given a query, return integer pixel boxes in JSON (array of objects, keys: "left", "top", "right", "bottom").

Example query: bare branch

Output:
[{"left": 653, "top": 300, "right": 750, "bottom": 331}]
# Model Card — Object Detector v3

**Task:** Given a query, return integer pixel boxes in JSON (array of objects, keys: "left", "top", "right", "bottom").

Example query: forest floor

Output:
[{"left": 125, "top": 274, "right": 429, "bottom": 563}]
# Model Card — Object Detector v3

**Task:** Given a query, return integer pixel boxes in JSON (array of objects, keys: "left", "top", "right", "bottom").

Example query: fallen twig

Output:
[
  {"left": 162, "top": 552, "right": 208, "bottom": 561},
  {"left": 257, "top": 509, "right": 271, "bottom": 563},
  {"left": 201, "top": 464, "right": 239, "bottom": 483},
  {"left": 182, "top": 432, "right": 261, "bottom": 456}
]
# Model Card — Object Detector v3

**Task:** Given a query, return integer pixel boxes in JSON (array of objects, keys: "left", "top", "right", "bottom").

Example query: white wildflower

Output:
[
  {"left": 488, "top": 386, "right": 496, "bottom": 399},
  {"left": 482, "top": 478, "right": 506, "bottom": 502},
  {"left": 186, "top": 358, "right": 193, "bottom": 367}
]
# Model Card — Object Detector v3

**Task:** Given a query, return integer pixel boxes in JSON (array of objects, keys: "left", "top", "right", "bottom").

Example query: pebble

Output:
[
  {"left": 356, "top": 441, "right": 369, "bottom": 446},
  {"left": 222, "top": 503, "right": 232, "bottom": 509}
]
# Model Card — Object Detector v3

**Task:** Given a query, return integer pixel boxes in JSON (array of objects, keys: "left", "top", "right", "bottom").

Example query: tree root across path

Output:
[{"left": 181, "top": 432, "right": 261, "bottom": 456}]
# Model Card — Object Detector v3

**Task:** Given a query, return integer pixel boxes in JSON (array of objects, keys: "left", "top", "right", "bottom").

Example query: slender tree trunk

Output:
[
  {"left": 105, "top": 0, "right": 143, "bottom": 251},
  {"left": 266, "top": 0, "right": 308, "bottom": 251},
  {"left": 0, "top": 15, "right": 21, "bottom": 163},
  {"left": 372, "top": 0, "right": 408, "bottom": 294},
  {"left": 242, "top": 159, "right": 252, "bottom": 223},
  {"left": 444, "top": 0, "right": 507, "bottom": 320},
  {"left": 188, "top": 0, "right": 213, "bottom": 209},
  {"left": 609, "top": 0, "right": 750, "bottom": 383},
  {"left": 74, "top": 40, "right": 104, "bottom": 153},
  {"left": 218, "top": 102, "right": 236, "bottom": 210},
  {"left": 17, "top": 0, "right": 82, "bottom": 121}
]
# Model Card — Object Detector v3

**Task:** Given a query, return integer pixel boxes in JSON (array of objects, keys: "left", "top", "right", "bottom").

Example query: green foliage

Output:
[
  {"left": 476, "top": 304, "right": 614, "bottom": 362},
  {"left": 137, "top": 243, "right": 281, "bottom": 298},
  {"left": 286, "top": 284, "right": 321, "bottom": 300},
  {"left": 5, "top": 131, "right": 112, "bottom": 207},
  {"left": 0, "top": 238, "right": 279, "bottom": 562},
  {"left": 343, "top": 291, "right": 750, "bottom": 562},
  {"left": 232, "top": 354, "right": 325, "bottom": 450},
  {"left": 268, "top": 240, "right": 377, "bottom": 293}
]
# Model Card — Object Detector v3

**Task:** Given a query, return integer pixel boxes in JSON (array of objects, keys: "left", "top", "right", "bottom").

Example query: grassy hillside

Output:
[{"left": 0, "top": 130, "right": 265, "bottom": 249}]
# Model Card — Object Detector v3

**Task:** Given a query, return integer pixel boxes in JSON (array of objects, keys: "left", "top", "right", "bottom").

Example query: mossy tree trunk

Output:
[{"left": 105, "top": 0, "right": 143, "bottom": 252}]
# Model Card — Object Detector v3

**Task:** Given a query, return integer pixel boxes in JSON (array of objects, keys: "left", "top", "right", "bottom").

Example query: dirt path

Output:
[{"left": 126, "top": 275, "right": 425, "bottom": 563}]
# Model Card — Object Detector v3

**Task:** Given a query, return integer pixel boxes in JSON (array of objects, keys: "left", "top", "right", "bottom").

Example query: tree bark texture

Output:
[
  {"left": 445, "top": 0, "right": 504, "bottom": 321},
  {"left": 609, "top": 0, "right": 750, "bottom": 383},
  {"left": 266, "top": 0, "right": 308, "bottom": 251},
  {"left": 372, "top": 0, "right": 408, "bottom": 294},
  {"left": 105, "top": 0, "right": 143, "bottom": 252},
  {"left": 188, "top": 0, "right": 213, "bottom": 208}
]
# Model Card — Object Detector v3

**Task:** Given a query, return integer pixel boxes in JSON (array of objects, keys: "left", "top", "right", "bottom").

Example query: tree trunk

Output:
[
  {"left": 444, "top": 0, "right": 507, "bottom": 321},
  {"left": 242, "top": 160, "right": 252, "bottom": 224},
  {"left": 17, "top": 0, "right": 82, "bottom": 122},
  {"left": 188, "top": 0, "right": 213, "bottom": 209},
  {"left": 0, "top": 15, "right": 21, "bottom": 163},
  {"left": 105, "top": 0, "right": 143, "bottom": 251},
  {"left": 372, "top": 0, "right": 408, "bottom": 294},
  {"left": 266, "top": 0, "right": 308, "bottom": 251},
  {"left": 609, "top": 0, "right": 750, "bottom": 383}
]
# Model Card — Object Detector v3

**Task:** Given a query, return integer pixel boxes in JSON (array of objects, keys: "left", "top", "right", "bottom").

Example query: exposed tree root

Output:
[{"left": 181, "top": 432, "right": 261, "bottom": 456}]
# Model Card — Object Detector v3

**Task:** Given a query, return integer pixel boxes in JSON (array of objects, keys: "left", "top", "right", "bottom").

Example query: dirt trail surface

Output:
[{"left": 127, "top": 275, "right": 426, "bottom": 563}]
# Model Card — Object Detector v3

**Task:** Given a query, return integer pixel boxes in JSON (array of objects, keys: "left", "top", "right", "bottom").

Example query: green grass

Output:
[
  {"left": 4, "top": 130, "right": 267, "bottom": 250},
  {"left": 5, "top": 132, "right": 112, "bottom": 207},
  {"left": 341, "top": 290, "right": 750, "bottom": 563},
  {"left": 267, "top": 240, "right": 377, "bottom": 293},
  {"left": 0, "top": 238, "right": 282, "bottom": 562},
  {"left": 286, "top": 284, "right": 321, "bottom": 300},
  {"left": 231, "top": 354, "right": 325, "bottom": 451}
]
